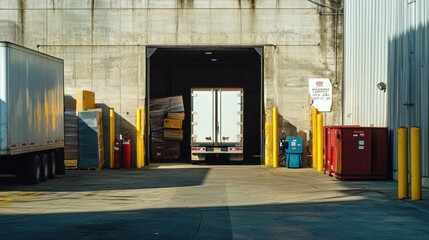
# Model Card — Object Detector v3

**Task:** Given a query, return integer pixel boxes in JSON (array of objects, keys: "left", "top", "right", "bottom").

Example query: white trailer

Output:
[
  {"left": 0, "top": 42, "right": 65, "bottom": 184},
  {"left": 191, "top": 88, "right": 243, "bottom": 163}
]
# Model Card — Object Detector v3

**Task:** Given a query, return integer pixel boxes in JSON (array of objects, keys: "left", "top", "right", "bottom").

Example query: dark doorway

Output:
[{"left": 148, "top": 47, "right": 262, "bottom": 164}]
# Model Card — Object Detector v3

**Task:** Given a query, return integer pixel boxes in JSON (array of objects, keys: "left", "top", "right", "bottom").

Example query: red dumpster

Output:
[{"left": 323, "top": 126, "right": 388, "bottom": 180}]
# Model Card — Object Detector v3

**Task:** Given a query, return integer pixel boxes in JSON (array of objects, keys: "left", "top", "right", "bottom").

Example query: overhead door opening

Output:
[{"left": 147, "top": 47, "right": 262, "bottom": 165}]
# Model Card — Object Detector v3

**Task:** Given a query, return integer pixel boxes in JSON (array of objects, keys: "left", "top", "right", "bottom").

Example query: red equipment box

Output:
[
  {"left": 323, "top": 125, "right": 359, "bottom": 176},
  {"left": 323, "top": 126, "right": 388, "bottom": 180}
]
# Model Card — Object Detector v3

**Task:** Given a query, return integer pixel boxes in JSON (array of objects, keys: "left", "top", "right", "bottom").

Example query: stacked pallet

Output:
[
  {"left": 64, "top": 95, "right": 79, "bottom": 165},
  {"left": 151, "top": 141, "right": 181, "bottom": 160},
  {"left": 150, "top": 96, "right": 185, "bottom": 160},
  {"left": 64, "top": 90, "right": 104, "bottom": 169},
  {"left": 78, "top": 109, "right": 104, "bottom": 169}
]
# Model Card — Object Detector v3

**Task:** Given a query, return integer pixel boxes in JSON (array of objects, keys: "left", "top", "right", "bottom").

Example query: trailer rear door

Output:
[
  {"left": 218, "top": 89, "right": 243, "bottom": 145},
  {"left": 191, "top": 89, "right": 215, "bottom": 145}
]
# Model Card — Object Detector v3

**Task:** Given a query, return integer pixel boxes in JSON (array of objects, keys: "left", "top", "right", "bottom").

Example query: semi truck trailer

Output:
[
  {"left": 0, "top": 42, "right": 65, "bottom": 184},
  {"left": 191, "top": 88, "right": 244, "bottom": 163}
]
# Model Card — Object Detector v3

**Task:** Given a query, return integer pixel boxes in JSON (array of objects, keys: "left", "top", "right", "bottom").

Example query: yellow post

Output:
[
  {"left": 273, "top": 107, "right": 279, "bottom": 168},
  {"left": 397, "top": 127, "right": 408, "bottom": 199},
  {"left": 109, "top": 108, "right": 115, "bottom": 169},
  {"left": 264, "top": 109, "right": 274, "bottom": 167},
  {"left": 411, "top": 127, "right": 421, "bottom": 200},
  {"left": 265, "top": 123, "right": 273, "bottom": 167},
  {"left": 136, "top": 108, "right": 142, "bottom": 168},
  {"left": 316, "top": 114, "right": 323, "bottom": 172},
  {"left": 311, "top": 108, "right": 318, "bottom": 169},
  {"left": 142, "top": 107, "right": 146, "bottom": 167}
]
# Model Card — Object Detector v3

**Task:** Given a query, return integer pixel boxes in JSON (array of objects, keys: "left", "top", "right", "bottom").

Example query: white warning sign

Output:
[{"left": 308, "top": 78, "right": 332, "bottom": 112}]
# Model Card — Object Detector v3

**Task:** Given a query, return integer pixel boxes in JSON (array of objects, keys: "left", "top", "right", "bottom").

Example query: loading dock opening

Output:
[{"left": 147, "top": 47, "right": 263, "bottom": 165}]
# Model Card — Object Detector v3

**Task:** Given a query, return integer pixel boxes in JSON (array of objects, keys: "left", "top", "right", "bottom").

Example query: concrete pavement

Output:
[{"left": 0, "top": 164, "right": 428, "bottom": 240}]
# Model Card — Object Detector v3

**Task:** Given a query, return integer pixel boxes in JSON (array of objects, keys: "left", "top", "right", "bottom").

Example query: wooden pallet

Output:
[
  {"left": 78, "top": 167, "right": 100, "bottom": 170},
  {"left": 65, "top": 160, "right": 78, "bottom": 170}
]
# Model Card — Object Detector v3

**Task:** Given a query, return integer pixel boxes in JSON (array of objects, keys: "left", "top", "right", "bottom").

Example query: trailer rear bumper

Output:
[
  {"left": 191, "top": 146, "right": 244, "bottom": 162},
  {"left": 191, "top": 146, "right": 243, "bottom": 154}
]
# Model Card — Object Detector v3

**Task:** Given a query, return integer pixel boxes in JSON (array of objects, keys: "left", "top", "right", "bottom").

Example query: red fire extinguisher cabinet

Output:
[{"left": 324, "top": 126, "right": 388, "bottom": 180}]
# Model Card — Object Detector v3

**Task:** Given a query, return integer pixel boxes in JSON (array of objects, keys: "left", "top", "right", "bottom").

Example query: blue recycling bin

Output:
[{"left": 285, "top": 136, "right": 303, "bottom": 168}]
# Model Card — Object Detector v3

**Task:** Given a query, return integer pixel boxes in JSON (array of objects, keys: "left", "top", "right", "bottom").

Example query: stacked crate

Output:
[
  {"left": 64, "top": 95, "right": 79, "bottom": 169},
  {"left": 64, "top": 90, "right": 104, "bottom": 169},
  {"left": 78, "top": 109, "right": 104, "bottom": 169},
  {"left": 150, "top": 96, "right": 185, "bottom": 160},
  {"left": 164, "top": 113, "right": 184, "bottom": 141}
]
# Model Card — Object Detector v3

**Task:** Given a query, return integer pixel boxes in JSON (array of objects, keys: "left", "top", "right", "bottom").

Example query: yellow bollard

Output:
[
  {"left": 273, "top": 107, "right": 279, "bottom": 168},
  {"left": 311, "top": 108, "right": 318, "bottom": 169},
  {"left": 136, "top": 108, "right": 143, "bottom": 168},
  {"left": 265, "top": 110, "right": 274, "bottom": 167},
  {"left": 142, "top": 107, "right": 146, "bottom": 167},
  {"left": 411, "top": 127, "right": 422, "bottom": 200},
  {"left": 265, "top": 123, "right": 273, "bottom": 167},
  {"left": 109, "top": 108, "right": 115, "bottom": 169},
  {"left": 397, "top": 127, "right": 408, "bottom": 199},
  {"left": 316, "top": 114, "right": 323, "bottom": 172}
]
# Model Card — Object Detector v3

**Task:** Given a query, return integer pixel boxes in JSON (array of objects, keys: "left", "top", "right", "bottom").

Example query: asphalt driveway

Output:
[{"left": 1, "top": 164, "right": 428, "bottom": 240}]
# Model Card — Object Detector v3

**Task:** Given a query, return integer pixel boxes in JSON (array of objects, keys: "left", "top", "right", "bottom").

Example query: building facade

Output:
[{"left": 0, "top": 0, "right": 343, "bottom": 165}]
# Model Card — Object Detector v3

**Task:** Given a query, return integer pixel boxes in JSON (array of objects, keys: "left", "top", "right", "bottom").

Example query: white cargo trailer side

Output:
[
  {"left": 191, "top": 88, "right": 243, "bottom": 163},
  {"left": 0, "top": 42, "right": 65, "bottom": 184}
]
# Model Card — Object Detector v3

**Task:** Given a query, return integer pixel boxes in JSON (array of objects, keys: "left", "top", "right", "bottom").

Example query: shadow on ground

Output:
[
  {"left": 1, "top": 199, "right": 429, "bottom": 240},
  {"left": 0, "top": 167, "right": 210, "bottom": 192}
]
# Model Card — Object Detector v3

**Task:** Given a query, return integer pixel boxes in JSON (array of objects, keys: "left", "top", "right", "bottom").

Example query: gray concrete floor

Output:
[{"left": 1, "top": 164, "right": 429, "bottom": 240}]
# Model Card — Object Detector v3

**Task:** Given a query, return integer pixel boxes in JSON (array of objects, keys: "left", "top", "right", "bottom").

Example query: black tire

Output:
[
  {"left": 26, "top": 154, "right": 41, "bottom": 184},
  {"left": 48, "top": 152, "right": 56, "bottom": 179},
  {"left": 40, "top": 153, "right": 49, "bottom": 182},
  {"left": 56, "top": 149, "right": 65, "bottom": 175},
  {"left": 15, "top": 158, "right": 27, "bottom": 183}
]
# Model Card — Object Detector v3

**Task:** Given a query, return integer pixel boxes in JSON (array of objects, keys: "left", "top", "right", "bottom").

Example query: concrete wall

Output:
[{"left": 0, "top": 0, "right": 343, "bottom": 165}]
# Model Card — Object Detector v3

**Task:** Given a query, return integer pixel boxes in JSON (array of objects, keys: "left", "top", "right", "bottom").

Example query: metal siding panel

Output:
[
  {"left": 345, "top": 0, "right": 429, "bottom": 179},
  {"left": 0, "top": 46, "right": 8, "bottom": 151},
  {"left": 416, "top": 0, "right": 429, "bottom": 176},
  {"left": 344, "top": 0, "right": 389, "bottom": 127}
]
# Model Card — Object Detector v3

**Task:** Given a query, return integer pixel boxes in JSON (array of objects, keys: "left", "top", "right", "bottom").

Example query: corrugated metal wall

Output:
[{"left": 344, "top": 0, "right": 429, "bottom": 184}]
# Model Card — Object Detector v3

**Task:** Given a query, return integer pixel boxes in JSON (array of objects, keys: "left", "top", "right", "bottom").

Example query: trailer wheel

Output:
[
  {"left": 26, "top": 154, "right": 41, "bottom": 184},
  {"left": 56, "top": 149, "right": 65, "bottom": 175},
  {"left": 48, "top": 152, "right": 56, "bottom": 179},
  {"left": 40, "top": 153, "right": 49, "bottom": 182}
]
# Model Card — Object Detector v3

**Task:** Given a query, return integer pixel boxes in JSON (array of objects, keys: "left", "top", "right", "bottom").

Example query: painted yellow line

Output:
[
  {"left": 0, "top": 192, "right": 27, "bottom": 209},
  {"left": 19, "top": 192, "right": 43, "bottom": 201},
  {"left": 0, "top": 190, "right": 48, "bottom": 209},
  {"left": 0, "top": 178, "right": 61, "bottom": 209}
]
